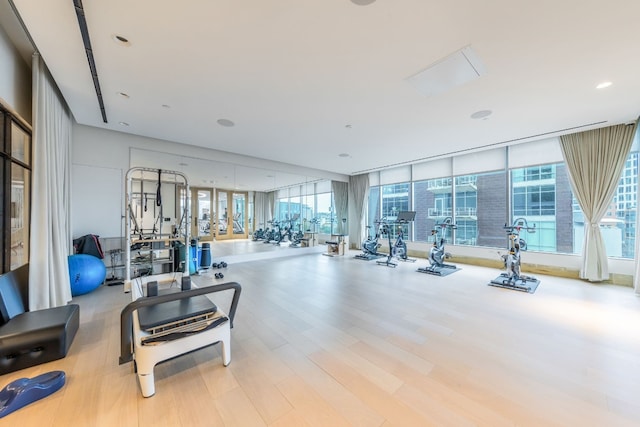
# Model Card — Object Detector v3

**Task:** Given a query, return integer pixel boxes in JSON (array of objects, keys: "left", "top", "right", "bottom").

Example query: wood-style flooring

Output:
[{"left": 2, "top": 241, "right": 640, "bottom": 426}]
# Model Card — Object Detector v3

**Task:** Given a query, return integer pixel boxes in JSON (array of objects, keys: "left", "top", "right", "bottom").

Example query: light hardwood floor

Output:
[{"left": 2, "top": 244, "right": 640, "bottom": 426}]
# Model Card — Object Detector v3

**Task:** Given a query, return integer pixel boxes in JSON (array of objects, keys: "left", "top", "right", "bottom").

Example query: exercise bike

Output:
[
  {"left": 489, "top": 217, "right": 539, "bottom": 292},
  {"left": 252, "top": 223, "right": 267, "bottom": 241},
  {"left": 417, "top": 217, "right": 459, "bottom": 276},
  {"left": 377, "top": 211, "right": 417, "bottom": 267},
  {"left": 355, "top": 219, "right": 385, "bottom": 260},
  {"left": 288, "top": 216, "right": 305, "bottom": 247}
]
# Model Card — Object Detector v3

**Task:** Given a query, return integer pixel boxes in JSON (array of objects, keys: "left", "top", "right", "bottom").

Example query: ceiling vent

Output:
[{"left": 406, "top": 45, "right": 486, "bottom": 98}]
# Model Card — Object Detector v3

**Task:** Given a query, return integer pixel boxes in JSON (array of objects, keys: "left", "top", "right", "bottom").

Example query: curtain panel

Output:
[
  {"left": 348, "top": 174, "right": 369, "bottom": 249},
  {"left": 29, "top": 52, "right": 73, "bottom": 309},
  {"left": 560, "top": 122, "right": 638, "bottom": 282},
  {"left": 267, "top": 191, "right": 276, "bottom": 223},
  {"left": 254, "top": 191, "right": 269, "bottom": 233},
  {"left": 332, "top": 181, "right": 349, "bottom": 235}
]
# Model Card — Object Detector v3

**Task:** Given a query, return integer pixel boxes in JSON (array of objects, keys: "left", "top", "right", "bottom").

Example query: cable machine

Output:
[{"left": 124, "top": 167, "right": 190, "bottom": 292}]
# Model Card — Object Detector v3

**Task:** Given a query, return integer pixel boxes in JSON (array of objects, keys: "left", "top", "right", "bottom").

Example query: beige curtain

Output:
[
  {"left": 348, "top": 174, "right": 369, "bottom": 249},
  {"left": 254, "top": 191, "right": 269, "bottom": 233},
  {"left": 560, "top": 122, "right": 638, "bottom": 282},
  {"left": 29, "top": 52, "right": 73, "bottom": 309},
  {"left": 332, "top": 181, "right": 349, "bottom": 235},
  {"left": 266, "top": 191, "right": 276, "bottom": 223},
  {"left": 632, "top": 131, "right": 640, "bottom": 294}
]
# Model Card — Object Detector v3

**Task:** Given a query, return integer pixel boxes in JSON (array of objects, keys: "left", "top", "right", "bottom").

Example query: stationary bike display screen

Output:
[{"left": 396, "top": 211, "right": 416, "bottom": 222}]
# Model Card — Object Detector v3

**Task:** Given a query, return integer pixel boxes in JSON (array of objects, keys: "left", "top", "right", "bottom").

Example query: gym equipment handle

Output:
[{"left": 119, "top": 281, "right": 241, "bottom": 364}]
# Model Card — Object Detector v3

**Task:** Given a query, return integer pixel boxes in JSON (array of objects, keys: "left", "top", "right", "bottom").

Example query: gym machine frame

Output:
[
  {"left": 377, "top": 211, "right": 416, "bottom": 267},
  {"left": 417, "top": 216, "right": 459, "bottom": 276},
  {"left": 489, "top": 217, "right": 540, "bottom": 292},
  {"left": 124, "top": 167, "right": 191, "bottom": 293},
  {"left": 354, "top": 218, "right": 386, "bottom": 261}
]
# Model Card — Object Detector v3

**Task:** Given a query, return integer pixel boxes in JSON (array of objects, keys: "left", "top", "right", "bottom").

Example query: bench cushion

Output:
[
  {"left": 0, "top": 304, "right": 79, "bottom": 374},
  {"left": 0, "top": 265, "right": 28, "bottom": 325}
]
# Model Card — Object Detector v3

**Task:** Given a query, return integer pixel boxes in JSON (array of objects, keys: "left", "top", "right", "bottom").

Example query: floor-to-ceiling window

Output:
[
  {"left": 1, "top": 105, "right": 32, "bottom": 273},
  {"left": 510, "top": 164, "right": 570, "bottom": 253},
  {"left": 301, "top": 190, "right": 315, "bottom": 232},
  {"left": 381, "top": 183, "right": 410, "bottom": 240},
  {"left": 367, "top": 186, "right": 381, "bottom": 239},
  {"left": 413, "top": 178, "right": 453, "bottom": 244},
  {"left": 316, "top": 192, "right": 333, "bottom": 234},
  {"left": 454, "top": 171, "right": 507, "bottom": 248},
  {"left": 584, "top": 134, "right": 639, "bottom": 258}
]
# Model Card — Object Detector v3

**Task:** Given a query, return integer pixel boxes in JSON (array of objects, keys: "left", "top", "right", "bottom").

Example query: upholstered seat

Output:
[
  {"left": 119, "top": 275, "right": 240, "bottom": 397},
  {"left": 0, "top": 264, "right": 79, "bottom": 375}
]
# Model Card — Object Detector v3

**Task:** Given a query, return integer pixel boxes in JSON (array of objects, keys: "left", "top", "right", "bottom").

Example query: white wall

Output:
[{"left": 0, "top": 21, "right": 31, "bottom": 122}]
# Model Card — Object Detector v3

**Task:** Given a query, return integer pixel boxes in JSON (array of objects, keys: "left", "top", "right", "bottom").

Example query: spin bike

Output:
[
  {"left": 355, "top": 219, "right": 385, "bottom": 260},
  {"left": 417, "top": 217, "right": 458, "bottom": 275},
  {"left": 489, "top": 217, "right": 538, "bottom": 292},
  {"left": 377, "top": 211, "right": 417, "bottom": 267}
]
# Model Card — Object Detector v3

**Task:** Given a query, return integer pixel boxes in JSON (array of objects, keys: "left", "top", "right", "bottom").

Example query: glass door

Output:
[
  {"left": 232, "top": 192, "right": 248, "bottom": 238},
  {"left": 216, "top": 190, "right": 248, "bottom": 240},
  {"left": 191, "top": 188, "right": 214, "bottom": 241},
  {"left": 217, "top": 190, "right": 229, "bottom": 240}
]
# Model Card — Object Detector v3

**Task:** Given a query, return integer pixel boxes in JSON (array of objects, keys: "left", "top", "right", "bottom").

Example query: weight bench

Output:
[
  {"left": 0, "top": 264, "right": 80, "bottom": 375},
  {"left": 119, "top": 275, "right": 241, "bottom": 397}
]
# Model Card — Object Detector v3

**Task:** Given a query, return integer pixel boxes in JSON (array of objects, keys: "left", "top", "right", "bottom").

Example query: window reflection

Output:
[{"left": 10, "top": 164, "right": 30, "bottom": 270}]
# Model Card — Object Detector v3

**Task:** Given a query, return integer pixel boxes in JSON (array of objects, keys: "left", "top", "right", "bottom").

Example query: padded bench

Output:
[
  {"left": 0, "top": 264, "right": 79, "bottom": 375},
  {"left": 120, "top": 275, "right": 241, "bottom": 397}
]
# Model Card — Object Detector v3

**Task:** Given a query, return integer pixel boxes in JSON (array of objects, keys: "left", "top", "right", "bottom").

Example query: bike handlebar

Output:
[{"left": 503, "top": 217, "right": 536, "bottom": 233}]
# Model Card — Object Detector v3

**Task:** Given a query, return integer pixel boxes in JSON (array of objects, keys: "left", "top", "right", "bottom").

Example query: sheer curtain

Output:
[
  {"left": 633, "top": 130, "right": 640, "bottom": 294},
  {"left": 348, "top": 174, "right": 369, "bottom": 249},
  {"left": 29, "top": 52, "right": 73, "bottom": 309},
  {"left": 560, "top": 122, "right": 638, "bottom": 282},
  {"left": 254, "top": 191, "right": 269, "bottom": 232},
  {"left": 332, "top": 181, "right": 349, "bottom": 235},
  {"left": 267, "top": 191, "right": 276, "bottom": 223}
]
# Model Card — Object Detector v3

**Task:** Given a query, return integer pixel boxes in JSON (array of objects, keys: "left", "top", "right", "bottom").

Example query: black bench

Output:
[{"left": 0, "top": 264, "right": 79, "bottom": 374}]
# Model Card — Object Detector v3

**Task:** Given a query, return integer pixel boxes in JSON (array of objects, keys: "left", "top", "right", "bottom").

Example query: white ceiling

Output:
[{"left": 8, "top": 0, "right": 640, "bottom": 191}]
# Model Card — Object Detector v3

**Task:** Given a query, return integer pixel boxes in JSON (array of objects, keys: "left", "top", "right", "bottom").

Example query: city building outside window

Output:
[
  {"left": 316, "top": 192, "right": 334, "bottom": 234},
  {"left": 455, "top": 171, "right": 507, "bottom": 248},
  {"left": 381, "top": 183, "right": 410, "bottom": 239},
  {"left": 413, "top": 178, "right": 452, "bottom": 243}
]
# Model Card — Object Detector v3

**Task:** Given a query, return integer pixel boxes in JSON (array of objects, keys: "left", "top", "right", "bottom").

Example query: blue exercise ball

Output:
[{"left": 68, "top": 254, "right": 106, "bottom": 296}]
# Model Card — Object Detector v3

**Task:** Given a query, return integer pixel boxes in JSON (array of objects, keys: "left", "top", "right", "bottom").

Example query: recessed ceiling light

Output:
[
  {"left": 111, "top": 34, "right": 131, "bottom": 46},
  {"left": 470, "top": 110, "right": 492, "bottom": 120},
  {"left": 118, "top": 121, "right": 130, "bottom": 126},
  {"left": 161, "top": 104, "right": 171, "bottom": 108},
  {"left": 351, "top": 0, "right": 376, "bottom": 5},
  {"left": 345, "top": 124, "right": 352, "bottom": 129},
  {"left": 117, "top": 92, "right": 130, "bottom": 99},
  {"left": 178, "top": 162, "right": 188, "bottom": 166},
  {"left": 596, "top": 81, "right": 612, "bottom": 89},
  {"left": 217, "top": 119, "right": 235, "bottom": 127},
  {"left": 338, "top": 153, "right": 350, "bottom": 158}
]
